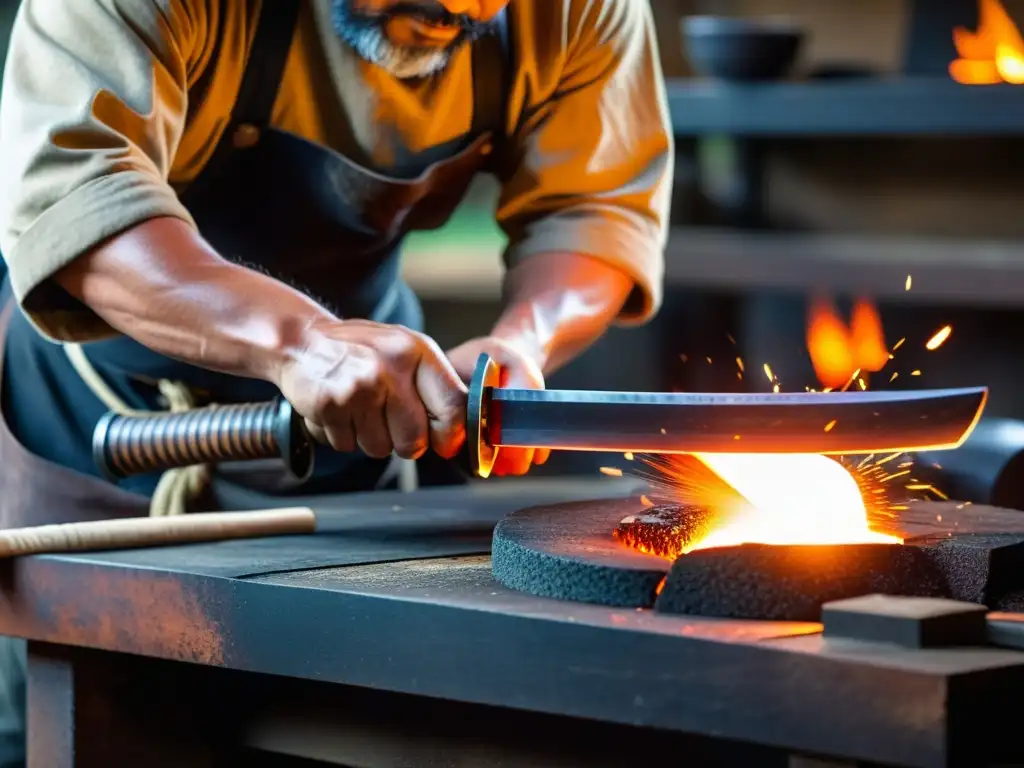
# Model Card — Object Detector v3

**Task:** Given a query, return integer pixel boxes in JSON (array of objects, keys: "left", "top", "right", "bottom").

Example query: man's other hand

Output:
[
  {"left": 446, "top": 337, "right": 550, "bottom": 476},
  {"left": 277, "top": 320, "right": 468, "bottom": 461}
]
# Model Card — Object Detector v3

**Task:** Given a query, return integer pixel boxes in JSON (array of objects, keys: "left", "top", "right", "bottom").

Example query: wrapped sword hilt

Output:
[
  {"left": 92, "top": 354, "right": 501, "bottom": 482},
  {"left": 92, "top": 398, "right": 314, "bottom": 482}
]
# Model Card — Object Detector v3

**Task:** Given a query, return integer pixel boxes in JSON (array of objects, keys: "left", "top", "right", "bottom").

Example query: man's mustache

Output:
[{"left": 368, "top": 2, "right": 494, "bottom": 34}]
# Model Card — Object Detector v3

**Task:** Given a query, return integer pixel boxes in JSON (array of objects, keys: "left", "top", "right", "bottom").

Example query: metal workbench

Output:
[{"left": 2, "top": 479, "right": 1024, "bottom": 767}]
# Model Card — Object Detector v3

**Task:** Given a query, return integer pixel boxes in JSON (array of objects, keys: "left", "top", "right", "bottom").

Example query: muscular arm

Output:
[
  {"left": 54, "top": 217, "right": 333, "bottom": 383},
  {"left": 494, "top": 0, "right": 673, "bottom": 361},
  {"left": 444, "top": 251, "right": 631, "bottom": 476},
  {"left": 1, "top": 1, "right": 335, "bottom": 386},
  {"left": 55, "top": 216, "right": 468, "bottom": 460},
  {"left": 448, "top": 0, "right": 671, "bottom": 476},
  {"left": 490, "top": 251, "right": 633, "bottom": 376}
]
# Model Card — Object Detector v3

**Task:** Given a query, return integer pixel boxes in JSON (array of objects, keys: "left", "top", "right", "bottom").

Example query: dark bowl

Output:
[{"left": 682, "top": 16, "right": 805, "bottom": 82}]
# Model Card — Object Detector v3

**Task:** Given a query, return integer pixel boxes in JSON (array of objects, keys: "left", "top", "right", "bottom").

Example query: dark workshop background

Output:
[{"left": 1, "top": 0, "right": 1023, "bottom": 478}]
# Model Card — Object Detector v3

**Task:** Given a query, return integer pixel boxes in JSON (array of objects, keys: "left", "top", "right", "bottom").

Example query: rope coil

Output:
[{"left": 65, "top": 343, "right": 208, "bottom": 517}]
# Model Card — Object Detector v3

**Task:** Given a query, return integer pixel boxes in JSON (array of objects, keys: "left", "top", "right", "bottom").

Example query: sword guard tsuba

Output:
[{"left": 468, "top": 352, "right": 501, "bottom": 478}]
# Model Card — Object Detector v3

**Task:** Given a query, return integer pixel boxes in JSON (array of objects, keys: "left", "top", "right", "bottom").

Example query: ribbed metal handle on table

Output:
[{"left": 92, "top": 398, "right": 314, "bottom": 482}]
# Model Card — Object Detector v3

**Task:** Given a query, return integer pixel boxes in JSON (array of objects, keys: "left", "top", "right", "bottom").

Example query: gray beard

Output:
[
  {"left": 331, "top": 0, "right": 452, "bottom": 78},
  {"left": 342, "top": 24, "right": 452, "bottom": 79},
  {"left": 331, "top": 0, "right": 495, "bottom": 79}
]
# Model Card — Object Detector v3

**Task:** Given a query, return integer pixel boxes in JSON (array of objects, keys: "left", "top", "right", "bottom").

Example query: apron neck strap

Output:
[
  {"left": 469, "top": 5, "right": 512, "bottom": 137},
  {"left": 231, "top": 0, "right": 303, "bottom": 129}
]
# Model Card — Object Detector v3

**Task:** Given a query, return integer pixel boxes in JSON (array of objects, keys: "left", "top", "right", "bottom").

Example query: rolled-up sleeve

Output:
[
  {"left": 0, "top": 0, "right": 196, "bottom": 341},
  {"left": 496, "top": 0, "right": 673, "bottom": 325}
]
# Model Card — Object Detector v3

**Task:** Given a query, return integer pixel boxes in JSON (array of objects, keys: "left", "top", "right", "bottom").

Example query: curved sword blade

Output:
[{"left": 488, "top": 386, "right": 987, "bottom": 455}]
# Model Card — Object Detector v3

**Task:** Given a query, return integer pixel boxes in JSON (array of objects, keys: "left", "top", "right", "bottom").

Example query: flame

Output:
[
  {"left": 950, "top": 0, "right": 1024, "bottom": 84},
  {"left": 686, "top": 454, "right": 901, "bottom": 551},
  {"left": 806, "top": 298, "right": 888, "bottom": 390},
  {"left": 629, "top": 453, "right": 904, "bottom": 558}
]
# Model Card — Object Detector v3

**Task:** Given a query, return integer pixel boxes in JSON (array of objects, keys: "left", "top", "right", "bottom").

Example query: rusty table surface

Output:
[{"left": 4, "top": 481, "right": 1024, "bottom": 767}]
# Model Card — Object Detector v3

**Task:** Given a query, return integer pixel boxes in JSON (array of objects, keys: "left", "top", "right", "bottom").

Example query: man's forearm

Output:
[
  {"left": 54, "top": 217, "right": 335, "bottom": 384},
  {"left": 491, "top": 252, "right": 634, "bottom": 375}
]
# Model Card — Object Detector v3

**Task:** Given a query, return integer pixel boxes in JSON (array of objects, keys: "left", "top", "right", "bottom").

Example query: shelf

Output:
[
  {"left": 403, "top": 228, "right": 1024, "bottom": 307},
  {"left": 661, "top": 228, "right": 1024, "bottom": 306},
  {"left": 666, "top": 78, "right": 1024, "bottom": 137}
]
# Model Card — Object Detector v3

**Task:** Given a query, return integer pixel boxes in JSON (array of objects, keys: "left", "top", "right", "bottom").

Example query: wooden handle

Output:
[{"left": 0, "top": 508, "right": 317, "bottom": 558}]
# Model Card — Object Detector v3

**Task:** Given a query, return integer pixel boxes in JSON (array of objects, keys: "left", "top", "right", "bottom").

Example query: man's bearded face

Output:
[{"left": 333, "top": 0, "right": 507, "bottom": 79}]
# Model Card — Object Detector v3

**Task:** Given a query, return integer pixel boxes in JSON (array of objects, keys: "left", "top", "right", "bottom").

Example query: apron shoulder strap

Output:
[
  {"left": 182, "top": 0, "right": 301, "bottom": 192},
  {"left": 470, "top": 5, "right": 512, "bottom": 137},
  {"left": 232, "top": 0, "right": 303, "bottom": 129},
  {"left": 497, "top": 5, "right": 512, "bottom": 68}
]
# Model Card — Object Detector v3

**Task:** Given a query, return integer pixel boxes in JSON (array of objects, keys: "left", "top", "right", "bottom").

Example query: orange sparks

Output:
[
  {"left": 926, "top": 325, "right": 953, "bottom": 351},
  {"left": 622, "top": 283, "right": 959, "bottom": 563},
  {"left": 905, "top": 275, "right": 912, "bottom": 291},
  {"left": 880, "top": 469, "right": 911, "bottom": 483},
  {"left": 621, "top": 449, "right": 959, "bottom": 561}
]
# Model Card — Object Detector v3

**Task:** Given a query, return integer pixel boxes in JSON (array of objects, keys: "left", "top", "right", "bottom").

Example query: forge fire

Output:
[
  {"left": 616, "top": 453, "right": 902, "bottom": 559},
  {"left": 612, "top": 291, "right": 964, "bottom": 559}
]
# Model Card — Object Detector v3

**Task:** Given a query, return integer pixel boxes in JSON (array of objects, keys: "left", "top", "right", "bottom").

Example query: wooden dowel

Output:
[{"left": 0, "top": 508, "right": 317, "bottom": 558}]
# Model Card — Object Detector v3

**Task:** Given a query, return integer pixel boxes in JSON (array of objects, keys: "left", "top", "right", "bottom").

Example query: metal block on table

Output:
[{"left": 822, "top": 594, "right": 988, "bottom": 648}]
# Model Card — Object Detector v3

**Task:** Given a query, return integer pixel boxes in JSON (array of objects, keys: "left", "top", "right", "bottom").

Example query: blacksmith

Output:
[{"left": 0, "top": 0, "right": 671, "bottom": 762}]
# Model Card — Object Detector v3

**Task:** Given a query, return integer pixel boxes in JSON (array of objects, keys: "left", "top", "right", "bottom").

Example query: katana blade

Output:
[
  {"left": 466, "top": 353, "right": 987, "bottom": 477},
  {"left": 487, "top": 386, "right": 987, "bottom": 456}
]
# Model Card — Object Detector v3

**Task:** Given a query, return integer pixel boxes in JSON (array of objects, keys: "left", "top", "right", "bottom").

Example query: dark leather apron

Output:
[{"left": 0, "top": 0, "right": 510, "bottom": 527}]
